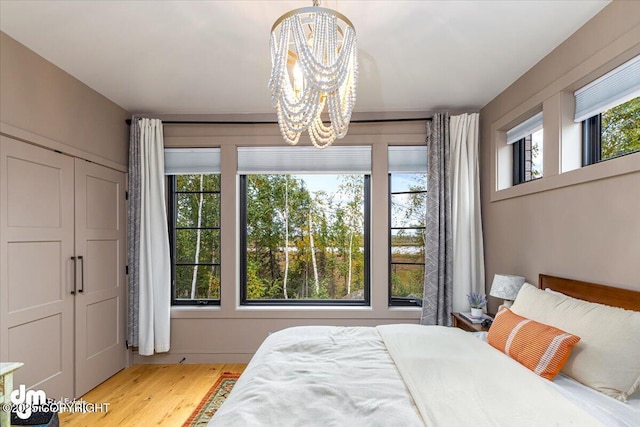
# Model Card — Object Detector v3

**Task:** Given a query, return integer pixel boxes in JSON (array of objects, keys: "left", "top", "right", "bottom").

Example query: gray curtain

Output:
[
  {"left": 421, "top": 113, "right": 453, "bottom": 326},
  {"left": 127, "top": 115, "right": 142, "bottom": 347}
]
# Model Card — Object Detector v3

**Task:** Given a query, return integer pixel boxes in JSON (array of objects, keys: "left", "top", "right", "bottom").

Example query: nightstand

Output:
[{"left": 451, "top": 312, "right": 492, "bottom": 332}]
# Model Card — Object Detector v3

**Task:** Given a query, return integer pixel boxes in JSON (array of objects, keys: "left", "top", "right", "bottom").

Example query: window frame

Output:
[
  {"left": 512, "top": 137, "right": 528, "bottom": 186},
  {"left": 239, "top": 174, "right": 371, "bottom": 306},
  {"left": 168, "top": 174, "right": 222, "bottom": 306},
  {"left": 388, "top": 173, "right": 425, "bottom": 307},
  {"left": 582, "top": 114, "right": 602, "bottom": 166}
]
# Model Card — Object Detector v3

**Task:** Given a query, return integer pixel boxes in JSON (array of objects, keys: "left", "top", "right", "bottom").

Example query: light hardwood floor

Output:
[{"left": 59, "top": 364, "right": 246, "bottom": 427}]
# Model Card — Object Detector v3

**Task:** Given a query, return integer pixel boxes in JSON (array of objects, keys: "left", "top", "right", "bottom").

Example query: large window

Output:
[
  {"left": 166, "top": 149, "right": 221, "bottom": 305},
  {"left": 388, "top": 146, "right": 427, "bottom": 306},
  {"left": 508, "top": 112, "right": 543, "bottom": 185},
  {"left": 576, "top": 55, "right": 640, "bottom": 165},
  {"left": 238, "top": 147, "right": 371, "bottom": 305}
]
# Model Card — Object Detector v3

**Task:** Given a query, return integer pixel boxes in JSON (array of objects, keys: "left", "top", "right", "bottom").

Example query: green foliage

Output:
[
  {"left": 245, "top": 258, "right": 265, "bottom": 299},
  {"left": 601, "top": 96, "right": 640, "bottom": 160},
  {"left": 390, "top": 173, "right": 426, "bottom": 299},
  {"left": 391, "top": 271, "right": 424, "bottom": 299},
  {"left": 245, "top": 174, "right": 366, "bottom": 300},
  {"left": 174, "top": 174, "right": 221, "bottom": 301},
  {"left": 530, "top": 135, "right": 542, "bottom": 179}
]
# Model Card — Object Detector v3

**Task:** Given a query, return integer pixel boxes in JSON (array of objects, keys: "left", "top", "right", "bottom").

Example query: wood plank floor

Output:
[{"left": 59, "top": 364, "right": 246, "bottom": 427}]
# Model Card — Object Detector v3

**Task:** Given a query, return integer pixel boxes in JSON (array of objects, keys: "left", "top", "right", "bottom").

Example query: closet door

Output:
[
  {"left": 0, "top": 136, "right": 75, "bottom": 398},
  {"left": 74, "top": 159, "right": 126, "bottom": 396}
]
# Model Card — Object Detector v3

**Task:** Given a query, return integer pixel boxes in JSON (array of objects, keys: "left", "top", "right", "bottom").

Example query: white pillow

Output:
[{"left": 511, "top": 283, "right": 640, "bottom": 401}]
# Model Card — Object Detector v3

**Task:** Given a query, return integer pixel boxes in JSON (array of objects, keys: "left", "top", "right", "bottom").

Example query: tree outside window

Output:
[
  {"left": 241, "top": 174, "right": 369, "bottom": 304},
  {"left": 170, "top": 174, "right": 221, "bottom": 304}
]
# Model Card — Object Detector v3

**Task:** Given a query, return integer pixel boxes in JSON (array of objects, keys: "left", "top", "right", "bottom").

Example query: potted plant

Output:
[{"left": 467, "top": 292, "right": 487, "bottom": 319}]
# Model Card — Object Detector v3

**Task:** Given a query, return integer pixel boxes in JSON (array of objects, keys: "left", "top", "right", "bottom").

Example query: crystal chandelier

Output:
[{"left": 268, "top": 0, "right": 358, "bottom": 149}]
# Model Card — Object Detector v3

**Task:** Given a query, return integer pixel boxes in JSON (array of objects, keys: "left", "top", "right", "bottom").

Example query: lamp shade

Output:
[{"left": 490, "top": 274, "right": 525, "bottom": 301}]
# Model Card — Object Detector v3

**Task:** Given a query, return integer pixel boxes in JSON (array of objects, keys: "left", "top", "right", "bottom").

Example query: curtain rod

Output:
[{"left": 125, "top": 117, "right": 432, "bottom": 126}]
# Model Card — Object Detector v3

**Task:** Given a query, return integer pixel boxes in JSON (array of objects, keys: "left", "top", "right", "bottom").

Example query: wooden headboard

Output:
[{"left": 539, "top": 274, "right": 640, "bottom": 311}]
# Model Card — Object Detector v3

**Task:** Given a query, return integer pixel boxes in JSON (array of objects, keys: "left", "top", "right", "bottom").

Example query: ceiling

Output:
[{"left": 0, "top": 1, "right": 609, "bottom": 117}]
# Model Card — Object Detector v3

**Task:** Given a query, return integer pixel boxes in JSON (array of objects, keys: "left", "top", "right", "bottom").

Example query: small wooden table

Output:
[
  {"left": 451, "top": 312, "right": 492, "bottom": 332},
  {"left": 1, "top": 362, "right": 24, "bottom": 427}
]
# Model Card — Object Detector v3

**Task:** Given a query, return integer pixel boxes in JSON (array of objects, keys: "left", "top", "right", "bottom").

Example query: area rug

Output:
[{"left": 183, "top": 372, "right": 241, "bottom": 427}]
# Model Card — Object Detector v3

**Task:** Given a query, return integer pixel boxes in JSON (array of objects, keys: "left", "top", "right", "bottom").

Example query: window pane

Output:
[
  {"left": 601, "top": 96, "right": 640, "bottom": 160},
  {"left": 176, "top": 174, "right": 220, "bottom": 192},
  {"left": 390, "top": 264, "right": 424, "bottom": 299},
  {"left": 170, "top": 173, "right": 221, "bottom": 304},
  {"left": 390, "top": 173, "right": 427, "bottom": 304},
  {"left": 391, "top": 229, "right": 425, "bottom": 264},
  {"left": 391, "top": 193, "right": 427, "bottom": 228},
  {"left": 176, "top": 193, "right": 220, "bottom": 228},
  {"left": 515, "top": 130, "right": 543, "bottom": 184},
  {"left": 390, "top": 173, "right": 426, "bottom": 229},
  {"left": 244, "top": 174, "right": 366, "bottom": 302},
  {"left": 390, "top": 173, "right": 427, "bottom": 193},
  {"left": 175, "top": 229, "right": 220, "bottom": 264},
  {"left": 530, "top": 128, "right": 543, "bottom": 179},
  {"left": 175, "top": 264, "right": 220, "bottom": 300}
]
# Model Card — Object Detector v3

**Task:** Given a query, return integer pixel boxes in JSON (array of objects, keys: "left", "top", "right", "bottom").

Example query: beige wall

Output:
[
  {"left": 0, "top": 32, "right": 129, "bottom": 168},
  {"left": 480, "top": 1, "right": 640, "bottom": 313},
  {"left": 135, "top": 121, "right": 426, "bottom": 363},
  {"left": 6, "top": 1, "right": 638, "bottom": 365}
]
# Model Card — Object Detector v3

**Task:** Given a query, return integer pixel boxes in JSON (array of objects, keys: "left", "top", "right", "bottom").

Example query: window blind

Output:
[
  {"left": 574, "top": 55, "right": 640, "bottom": 122},
  {"left": 164, "top": 148, "right": 221, "bottom": 174},
  {"left": 506, "top": 112, "right": 543, "bottom": 145},
  {"left": 388, "top": 146, "right": 428, "bottom": 173},
  {"left": 237, "top": 146, "right": 372, "bottom": 174}
]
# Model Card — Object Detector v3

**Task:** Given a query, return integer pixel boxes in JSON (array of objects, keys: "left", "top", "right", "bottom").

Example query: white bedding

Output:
[
  {"left": 379, "top": 324, "right": 602, "bottom": 426},
  {"left": 208, "top": 326, "right": 424, "bottom": 426},
  {"left": 472, "top": 331, "right": 640, "bottom": 427},
  {"left": 208, "top": 325, "right": 628, "bottom": 426},
  {"left": 551, "top": 374, "right": 640, "bottom": 427}
]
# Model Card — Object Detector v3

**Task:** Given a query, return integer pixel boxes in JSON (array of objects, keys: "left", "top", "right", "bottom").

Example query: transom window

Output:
[
  {"left": 507, "top": 112, "right": 543, "bottom": 185},
  {"left": 576, "top": 55, "right": 640, "bottom": 165}
]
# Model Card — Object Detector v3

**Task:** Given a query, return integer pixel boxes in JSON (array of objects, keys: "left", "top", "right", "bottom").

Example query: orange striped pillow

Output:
[{"left": 487, "top": 308, "right": 580, "bottom": 380}]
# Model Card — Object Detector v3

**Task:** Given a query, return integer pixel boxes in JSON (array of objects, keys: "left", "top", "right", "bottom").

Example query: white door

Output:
[
  {"left": 0, "top": 136, "right": 75, "bottom": 398},
  {"left": 74, "top": 158, "right": 126, "bottom": 396}
]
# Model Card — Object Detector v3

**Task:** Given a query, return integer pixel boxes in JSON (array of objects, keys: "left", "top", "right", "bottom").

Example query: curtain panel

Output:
[
  {"left": 128, "top": 116, "right": 171, "bottom": 355},
  {"left": 421, "top": 113, "right": 453, "bottom": 326},
  {"left": 421, "top": 112, "right": 485, "bottom": 325},
  {"left": 450, "top": 113, "right": 485, "bottom": 312}
]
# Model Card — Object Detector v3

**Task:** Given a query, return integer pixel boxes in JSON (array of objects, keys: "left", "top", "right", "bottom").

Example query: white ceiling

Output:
[{"left": 0, "top": 0, "right": 609, "bottom": 117}]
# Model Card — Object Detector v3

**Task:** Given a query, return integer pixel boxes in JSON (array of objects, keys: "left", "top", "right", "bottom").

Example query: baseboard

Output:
[{"left": 133, "top": 352, "right": 253, "bottom": 365}]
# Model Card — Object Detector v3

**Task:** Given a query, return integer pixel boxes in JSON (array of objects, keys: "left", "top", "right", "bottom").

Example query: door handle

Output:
[
  {"left": 78, "top": 255, "right": 84, "bottom": 293},
  {"left": 71, "top": 256, "right": 77, "bottom": 295}
]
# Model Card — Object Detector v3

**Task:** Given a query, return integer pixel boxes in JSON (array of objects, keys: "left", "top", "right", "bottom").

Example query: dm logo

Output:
[{"left": 10, "top": 384, "right": 46, "bottom": 419}]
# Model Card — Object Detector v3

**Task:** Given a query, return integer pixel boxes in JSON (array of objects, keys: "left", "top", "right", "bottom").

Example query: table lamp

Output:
[{"left": 490, "top": 274, "right": 525, "bottom": 308}]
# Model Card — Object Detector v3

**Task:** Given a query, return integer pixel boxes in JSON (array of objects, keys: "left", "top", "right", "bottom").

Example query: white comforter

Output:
[
  {"left": 208, "top": 325, "right": 604, "bottom": 427},
  {"left": 378, "top": 324, "right": 603, "bottom": 427},
  {"left": 208, "top": 326, "right": 423, "bottom": 426}
]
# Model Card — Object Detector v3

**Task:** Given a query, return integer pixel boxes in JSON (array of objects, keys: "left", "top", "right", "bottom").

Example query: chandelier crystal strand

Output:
[
  {"left": 327, "top": 32, "right": 357, "bottom": 137},
  {"left": 309, "top": 114, "right": 336, "bottom": 149},
  {"left": 269, "top": 4, "right": 357, "bottom": 148}
]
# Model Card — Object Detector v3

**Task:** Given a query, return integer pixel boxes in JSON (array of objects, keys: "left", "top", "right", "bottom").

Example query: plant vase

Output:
[{"left": 471, "top": 307, "right": 483, "bottom": 319}]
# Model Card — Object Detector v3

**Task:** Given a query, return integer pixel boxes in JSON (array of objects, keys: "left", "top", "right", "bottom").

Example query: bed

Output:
[{"left": 208, "top": 275, "right": 640, "bottom": 426}]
